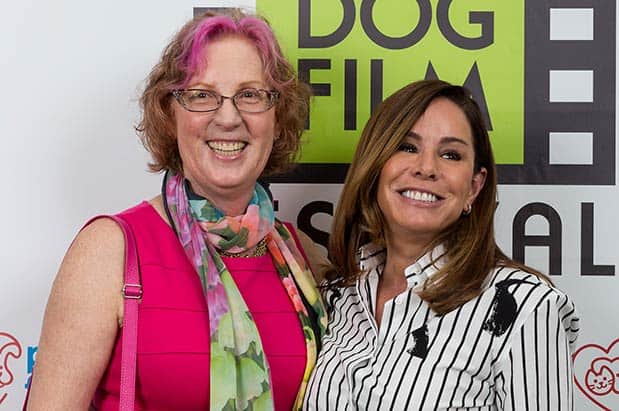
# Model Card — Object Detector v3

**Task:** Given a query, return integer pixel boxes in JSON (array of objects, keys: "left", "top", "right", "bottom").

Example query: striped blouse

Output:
[{"left": 303, "top": 244, "right": 579, "bottom": 410}]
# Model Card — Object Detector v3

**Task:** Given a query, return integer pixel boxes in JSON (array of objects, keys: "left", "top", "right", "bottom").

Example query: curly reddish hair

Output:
[{"left": 137, "top": 9, "right": 311, "bottom": 176}]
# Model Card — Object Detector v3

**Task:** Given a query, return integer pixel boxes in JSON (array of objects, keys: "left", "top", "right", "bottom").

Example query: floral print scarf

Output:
[{"left": 163, "top": 171, "right": 327, "bottom": 411}]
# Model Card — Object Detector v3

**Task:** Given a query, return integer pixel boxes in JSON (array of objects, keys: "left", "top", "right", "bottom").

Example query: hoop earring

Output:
[{"left": 462, "top": 203, "right": 472, "bottom": 216}]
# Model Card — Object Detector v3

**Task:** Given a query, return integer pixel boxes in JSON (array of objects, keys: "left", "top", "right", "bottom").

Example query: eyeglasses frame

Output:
[{"left": 171, "top": 88, "right": 280, "bottom": 113}]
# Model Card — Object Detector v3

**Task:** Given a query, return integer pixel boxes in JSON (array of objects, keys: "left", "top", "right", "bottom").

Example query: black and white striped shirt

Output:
[{"left": 304, "top": 244, "right": 579, "bottom": 410}]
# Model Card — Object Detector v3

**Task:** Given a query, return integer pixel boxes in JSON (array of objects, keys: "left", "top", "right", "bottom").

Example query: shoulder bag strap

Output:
[{"left": 105, "top": 215, "right": 141, "bottom": 411}]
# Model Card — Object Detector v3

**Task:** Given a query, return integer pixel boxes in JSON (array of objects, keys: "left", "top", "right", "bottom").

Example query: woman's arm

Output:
[
  {"left": 493, "top": 291, "right": 579, "bottom": 410},
  {"left": 26, "top": 218, "right": 125, "bottom": 410}
]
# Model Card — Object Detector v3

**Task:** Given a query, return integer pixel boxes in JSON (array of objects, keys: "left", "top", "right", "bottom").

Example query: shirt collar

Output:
[
  {"left": 403, "top": 244, "right": 445, "bottom": 288},
  {"left": 357, "top": 242, "right": 387, "bottom": 272},
  {"left": 357, "top": 242, "right": 446, "bottom": 289}
]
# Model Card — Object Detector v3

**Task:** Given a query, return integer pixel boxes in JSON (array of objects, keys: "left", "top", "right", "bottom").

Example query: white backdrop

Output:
[{"left": 1, "top": 1, "right": 617, "bottom": 410}]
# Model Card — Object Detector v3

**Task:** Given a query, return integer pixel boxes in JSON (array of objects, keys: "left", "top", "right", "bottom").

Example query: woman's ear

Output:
[
  {"left": 468, "top": 167, "right": 487, "bottom": 205},
  {"left": 274, "top": 122, "right": 281, "bottom": 141}
]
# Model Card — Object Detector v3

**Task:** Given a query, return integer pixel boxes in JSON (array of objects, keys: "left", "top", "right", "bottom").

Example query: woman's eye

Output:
[
  {"left": 239, "top": 89, "right": 259, "bottom": 98},
  {"left": 188, "top": 90, "right": 214, "bottom": 100},
  {"left": 441, "top": 151, "right": 462, "bottom": 161},
  {"left": 398, "top": 143, "right": 417, "bottom": 153}
]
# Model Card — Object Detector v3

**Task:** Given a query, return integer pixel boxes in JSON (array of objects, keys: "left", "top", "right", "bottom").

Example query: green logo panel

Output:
[{"left": 257, "top": 0, "right": 524, "bottom": 165}]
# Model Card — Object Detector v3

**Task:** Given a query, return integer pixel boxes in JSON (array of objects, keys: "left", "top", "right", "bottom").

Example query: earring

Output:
[{"left": 462, "top": 203, "right": 472, "bottom": 216}]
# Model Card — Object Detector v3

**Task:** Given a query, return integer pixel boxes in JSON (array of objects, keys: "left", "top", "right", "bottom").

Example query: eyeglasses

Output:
[{"left": 171, "top": 88, "right": 280, "bottom": 113}]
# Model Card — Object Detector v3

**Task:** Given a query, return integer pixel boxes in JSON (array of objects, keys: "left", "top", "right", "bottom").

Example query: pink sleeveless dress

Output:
[{"left": 92, "top": 202, "right": 306, "bottom": 410}]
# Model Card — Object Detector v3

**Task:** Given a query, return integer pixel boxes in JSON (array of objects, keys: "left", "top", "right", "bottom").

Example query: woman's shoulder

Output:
[
  {"left": 486, "top": 265, "right": 547, "bottom": 286},
  {"left": 63, "top": 202, "right": 153, "bottom": 301},
  {"left": 74, "top": 199, "right": 160, "bottom": 254},
  {"left": 44, "top": 212, "right": 127, "bottom": 333},
  {"left": 481, "top": 265, "right": 579, "bottom": 346},
  {"left": 74, "top": 216, "right": 126, "bottom": 258},
  {"left": 68, "top": 214, "right": 127, "bottom": 283},
  {"left": 484, "top": 265, "right": 575, "bottom": 309},
  {"left": 485, "top": 265, "right": 565, "bottom": 295}
]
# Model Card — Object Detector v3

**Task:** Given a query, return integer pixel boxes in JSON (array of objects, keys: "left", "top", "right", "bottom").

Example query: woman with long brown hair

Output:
[{"left": 304, "top": 80, "right": 579, "bottom": 410}]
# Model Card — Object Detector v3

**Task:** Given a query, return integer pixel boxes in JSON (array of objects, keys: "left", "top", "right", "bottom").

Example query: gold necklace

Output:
[{"left": 218, "top": 237, "right": 268, "bottom": 258}]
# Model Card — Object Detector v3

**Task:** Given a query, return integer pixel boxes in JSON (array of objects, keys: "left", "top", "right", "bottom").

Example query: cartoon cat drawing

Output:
[
  {"left": 586, "top": 365, "right": 615, "bottom": 396},
  {"left": 0, "top": 332, "right": 23, "bottom": 404}
]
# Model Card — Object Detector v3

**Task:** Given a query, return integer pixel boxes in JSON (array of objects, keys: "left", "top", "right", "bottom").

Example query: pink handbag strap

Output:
[{"left": 102, "top": 215, "right": 142, "bottom": 411}]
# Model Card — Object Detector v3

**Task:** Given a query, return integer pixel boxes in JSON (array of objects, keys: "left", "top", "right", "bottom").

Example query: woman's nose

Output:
[
  {"left": 212, "top": 97, "right": 243, "bottom": 129},
  {"left": 414, "top": 151, "right": 437, "bottom": 180}
]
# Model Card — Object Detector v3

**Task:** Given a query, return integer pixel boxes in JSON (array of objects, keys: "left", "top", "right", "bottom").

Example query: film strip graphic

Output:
[
  {"left": 194, "top": 4, "right": 614, "bottom": 185},
  {"left": 500, "top": 0, "right": 615, "bottom": 185},
  {"left": 271, "top": 0, "right": 616, "bottom": 185}
]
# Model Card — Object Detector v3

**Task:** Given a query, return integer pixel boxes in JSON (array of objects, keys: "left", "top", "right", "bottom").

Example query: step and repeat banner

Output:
[{"left": 1, "top": 1, "right": 617, "bottom": 409}]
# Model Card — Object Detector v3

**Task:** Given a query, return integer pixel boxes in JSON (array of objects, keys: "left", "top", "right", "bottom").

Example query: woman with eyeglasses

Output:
[
  {"left": 26, "top": 10, "right": 326, "bottom": 411},
  {"left": 303, "top": 80, "right": 579, "bottom": 410}
]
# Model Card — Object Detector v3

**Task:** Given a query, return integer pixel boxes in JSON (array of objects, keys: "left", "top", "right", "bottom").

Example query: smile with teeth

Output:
[
  {"left": 207, "top": 141, "right": 247, "bottom": 156},
  {"left": 400, "top": 190, "right": 439, "bottom": 203}
]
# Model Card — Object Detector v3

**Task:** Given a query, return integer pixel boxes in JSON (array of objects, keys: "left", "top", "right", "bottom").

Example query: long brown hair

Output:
[{"left": 325, "top": 79, "right": 547, "bottom": 315}]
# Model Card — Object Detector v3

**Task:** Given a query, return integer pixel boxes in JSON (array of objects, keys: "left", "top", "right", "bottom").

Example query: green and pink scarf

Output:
[{"left": 163, "top": 171, "right": 326, "bottom": 411}]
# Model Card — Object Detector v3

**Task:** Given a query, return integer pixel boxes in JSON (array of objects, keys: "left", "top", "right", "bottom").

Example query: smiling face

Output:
[
  {"left": 377, "top": 97, "right": 487, "bottom": 247},
  {"left": 173, "top": 35, "right": 278, "bottom": 215}
]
